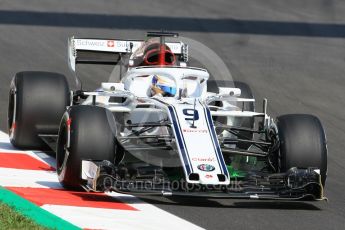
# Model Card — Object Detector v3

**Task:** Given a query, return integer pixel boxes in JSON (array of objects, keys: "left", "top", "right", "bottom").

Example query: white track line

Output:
[{"left": 0, "top": 168, "right": 60, "bottom": 188}]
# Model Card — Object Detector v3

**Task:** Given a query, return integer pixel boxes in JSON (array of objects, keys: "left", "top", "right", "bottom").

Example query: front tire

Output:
[
  {"left": 57, "top": 105, "right": 117, "bottom": 189},
  {"left": 277, "top": 114, "right": 327, "bottom": 186}
]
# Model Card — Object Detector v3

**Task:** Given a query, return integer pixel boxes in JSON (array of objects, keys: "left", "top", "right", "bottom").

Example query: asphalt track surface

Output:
[{"left": 0, "top": 1, "right": 344, "bottom": 229}]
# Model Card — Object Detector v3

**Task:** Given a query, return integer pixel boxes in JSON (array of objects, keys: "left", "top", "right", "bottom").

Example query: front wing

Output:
[{"left": 81, "top": 160, "right": 325, "bottom": 201}]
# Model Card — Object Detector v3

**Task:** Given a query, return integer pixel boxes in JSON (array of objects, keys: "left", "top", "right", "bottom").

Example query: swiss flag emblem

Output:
[{"left": 107, "top": 40, "right": 114, "bottom": 47}]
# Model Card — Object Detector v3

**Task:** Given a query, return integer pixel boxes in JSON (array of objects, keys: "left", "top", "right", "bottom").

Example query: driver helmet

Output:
[{"left": 151, "top": 75, "right": 177, "bottom": 97}]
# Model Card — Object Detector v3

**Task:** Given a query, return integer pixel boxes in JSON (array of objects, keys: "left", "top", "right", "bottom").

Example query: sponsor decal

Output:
[
  {"left": 182, "top": 129, "right": 208, "bottom": 133},
  {"left": 76, "top": 39, "right": 106, "bottom": 47},
  {"left": 192, "top": 157, "right": 215, "bottom": 162},
  {"left": 115, "top": 41, "right": 129, "bottom": 48},
  {"left": 205, "top": 174, "right": 213, "bottom": 179},
  {"left": 107, "top": 40, "right": 115, "bottom": 47},
  {"left": 197, "top": 164, "right": 215, "bottom": 172}
]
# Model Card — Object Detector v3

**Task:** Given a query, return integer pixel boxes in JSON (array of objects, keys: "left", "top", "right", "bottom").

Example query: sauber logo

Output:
[
  {"left": 197, "top": 164, "right": 215, "bottom": 172},
  {"left": 107, "top": 40, "right": 115, "bottom": 47}
]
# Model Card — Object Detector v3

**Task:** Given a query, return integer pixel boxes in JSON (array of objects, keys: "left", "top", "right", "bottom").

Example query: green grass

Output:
[{"left": 0, "top": 202, "right": 48, "bottom": 230}]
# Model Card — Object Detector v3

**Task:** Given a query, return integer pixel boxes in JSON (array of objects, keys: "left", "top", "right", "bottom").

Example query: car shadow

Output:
[
  {"left": 0, "top": 141, "right": 17, "bottom": 151},
  {"left": 35, "top": 181, "right": 62, "bottom": 188},
  {"left": 31, "top": 180, "right": 323, "bottom": 211},
  {"left": 137, "top": 196, "right": 322, "bottom": 210}
]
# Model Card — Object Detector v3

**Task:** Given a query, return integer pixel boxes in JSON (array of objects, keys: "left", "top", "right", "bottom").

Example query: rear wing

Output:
[{"left": 68, "top": 37, "right": 188, "bottom": 71}]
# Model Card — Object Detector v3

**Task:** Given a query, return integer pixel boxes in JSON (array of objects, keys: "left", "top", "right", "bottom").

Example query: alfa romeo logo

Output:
[{"left": 197, "top": 164, "right": 215, "bottom": 172}]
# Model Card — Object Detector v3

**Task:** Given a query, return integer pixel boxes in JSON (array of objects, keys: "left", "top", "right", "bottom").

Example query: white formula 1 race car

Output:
[{"left": 8, "top": 32, "right": 327, "bottom": 200}]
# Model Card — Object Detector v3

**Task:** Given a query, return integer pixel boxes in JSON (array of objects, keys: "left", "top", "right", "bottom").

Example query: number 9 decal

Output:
[{"left": 183, "top": 109, "right": 199, "bottom": 121}]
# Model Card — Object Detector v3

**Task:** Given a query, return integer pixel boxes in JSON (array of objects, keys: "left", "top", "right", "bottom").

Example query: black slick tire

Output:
[
  {"left": 8, "top": 71, "right": 70, "bottom": 149},
  {"left": 56, "top": 105, "right": 117, "bottom": 189},
  {"left": 277, "top": 114, "right": 327, "bottom": 186}
]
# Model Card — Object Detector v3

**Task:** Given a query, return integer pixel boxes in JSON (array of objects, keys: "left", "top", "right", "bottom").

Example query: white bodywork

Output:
[{"left": 69, "top": 37, "right": 274, "bottom": 185}]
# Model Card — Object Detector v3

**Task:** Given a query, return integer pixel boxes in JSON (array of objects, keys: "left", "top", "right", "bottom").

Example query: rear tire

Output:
[
  {"left": 8, "top": 71, "right": 70, "bottom": 149},
  {"left": 57, "top": 105, "right": 117, "bottom": 189},
  {"left": 277, "top": 114, "right": 327, "bottom": 186}
]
